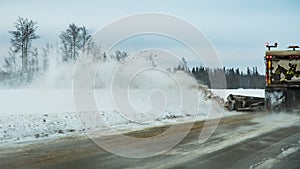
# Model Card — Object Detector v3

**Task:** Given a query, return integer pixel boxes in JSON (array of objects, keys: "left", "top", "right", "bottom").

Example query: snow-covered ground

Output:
[
  {"left": 0, "top": 87, "right": 231, "bottom": 145},
  {"left": 0, "top": 87, "right": 267, "bottom": 146}
]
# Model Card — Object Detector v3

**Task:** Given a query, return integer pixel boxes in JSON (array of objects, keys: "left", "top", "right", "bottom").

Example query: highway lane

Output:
[
  {"left": 173, "top": 126, "right": 300, "bottom": 169},
  {"left": 0, "top": 113, "right": 299, "bottom": 169}
]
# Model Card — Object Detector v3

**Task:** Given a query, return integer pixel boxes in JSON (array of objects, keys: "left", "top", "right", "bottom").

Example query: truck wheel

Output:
[{"left": 228, "top": 101, "right": 235, "bottom": 111}]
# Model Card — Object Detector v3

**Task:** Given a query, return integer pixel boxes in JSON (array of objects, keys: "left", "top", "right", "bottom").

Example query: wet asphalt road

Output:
[{"left": 0, "top": 113, "right": 300, "bottom": 169}]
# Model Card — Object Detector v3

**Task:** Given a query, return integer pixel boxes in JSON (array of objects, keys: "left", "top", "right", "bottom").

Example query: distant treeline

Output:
[{"left": 177, "top": 65, "right": 265, "bottom": 89}]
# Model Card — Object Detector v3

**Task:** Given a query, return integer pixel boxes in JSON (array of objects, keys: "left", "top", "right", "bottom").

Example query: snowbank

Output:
[{"left": 0, "top": 91, "right": 227, "bottom": 145}]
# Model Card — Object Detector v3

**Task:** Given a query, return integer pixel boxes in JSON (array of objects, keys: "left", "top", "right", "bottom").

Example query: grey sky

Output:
[{"left": 0, "top": 0, "right": 300, "bottom": 73}]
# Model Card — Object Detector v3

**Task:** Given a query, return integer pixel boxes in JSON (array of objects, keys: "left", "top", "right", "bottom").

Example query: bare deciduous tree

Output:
[
  {"left": 80, "top": 26, "right": 92, "bottom": 55},
  {"left": 59, "top": 23, "right": 93, "bottom": 61},
  {"left": 9, "top": 17, "right": 40, "bottom": 71}
]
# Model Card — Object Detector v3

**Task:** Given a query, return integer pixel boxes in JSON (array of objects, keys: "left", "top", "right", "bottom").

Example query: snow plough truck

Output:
[{"left": 227, "top": 43, "right": 300, "bottom": 112}]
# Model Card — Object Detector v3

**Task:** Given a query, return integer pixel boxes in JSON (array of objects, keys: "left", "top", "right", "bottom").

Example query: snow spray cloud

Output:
[{"left": 73, "top": 13, "right": 226, "bottom": 158}]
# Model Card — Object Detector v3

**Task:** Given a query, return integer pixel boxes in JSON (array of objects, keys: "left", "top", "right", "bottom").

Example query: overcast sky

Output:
[{"left": 1, "top": 0, "right": 300, "bottom": 73}]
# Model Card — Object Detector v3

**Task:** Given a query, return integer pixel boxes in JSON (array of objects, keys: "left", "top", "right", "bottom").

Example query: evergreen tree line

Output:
[{"left": 190, "top": 66, "right": 265, "bottom": 89}]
